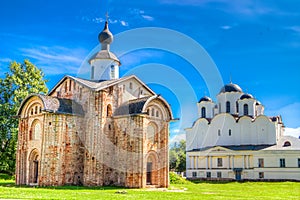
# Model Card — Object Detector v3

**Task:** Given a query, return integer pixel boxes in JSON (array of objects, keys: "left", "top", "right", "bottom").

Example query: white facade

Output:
[{"left": 186, "top": 83, "right": 300, "bottom": 181}]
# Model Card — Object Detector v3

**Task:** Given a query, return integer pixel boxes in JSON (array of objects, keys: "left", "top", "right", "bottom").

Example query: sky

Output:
[{"left": 0, "top": 0, "right": 300, "bottom": 142}]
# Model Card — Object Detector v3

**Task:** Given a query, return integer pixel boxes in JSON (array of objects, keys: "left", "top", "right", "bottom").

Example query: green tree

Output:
[
  {"left": 169, "top": 140, "right": 186, "bottom": 173},
  {"left": 0, "top": 60, "right": 48, "bottom": 174}
]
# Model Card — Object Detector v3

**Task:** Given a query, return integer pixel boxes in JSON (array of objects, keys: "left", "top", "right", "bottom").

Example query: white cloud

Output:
[
  {"left": 141, "top": 15, "right": 154, "bottom": 21},
  {"left": 266, "top": 102, "right": 300, "bottom": 128},
  {"left": 0, "top": 58, "right": 12, "bottom": 63},
  {"left": 220, "top": 25, "right": 232, "bottom": 30},
  {"left": 169, "top": 133, "right": 186, "bottom": 147},
  {"left": 19, "top": 46, "right": 87, "bottom": 75},
  {"left": 284, "top": 127, "right": 300, "bottom": 138},
  {"left": 287, "top": 26, "right": 300, "bottom": 33},
  {"left": 120, "top": 20, "right": 128, "bottom": 27}
]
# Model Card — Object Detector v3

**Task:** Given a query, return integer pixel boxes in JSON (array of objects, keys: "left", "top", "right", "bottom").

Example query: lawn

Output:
[{"left": 0, "top": 179, "right": 299, "bottom": 200}]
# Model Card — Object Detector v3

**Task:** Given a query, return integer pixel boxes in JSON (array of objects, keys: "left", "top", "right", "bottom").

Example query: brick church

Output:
[{"left": 15, "top": 20, "right": 172, "bottom": 188}]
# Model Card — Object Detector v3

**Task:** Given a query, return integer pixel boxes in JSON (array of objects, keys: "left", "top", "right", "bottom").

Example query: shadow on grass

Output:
[{"left": 0, "top": 180, "right": 133, "bottom": 191}]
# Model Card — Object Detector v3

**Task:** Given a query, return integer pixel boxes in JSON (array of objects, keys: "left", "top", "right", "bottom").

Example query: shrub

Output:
[{"left": 169, "top": 172, "right": 190, "bottom": 184}]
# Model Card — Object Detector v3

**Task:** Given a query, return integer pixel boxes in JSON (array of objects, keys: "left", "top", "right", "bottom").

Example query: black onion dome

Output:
[
  {"left": 219, "top": 83, "right": 243, "bottom": 94},
  {"left": 98, "top": 21, "right": 113, "bottom": 44},
  {"left": 240, "top": 93, "right": 254, "bottom": 100},
  {"left": 198, "top": 96, "right": 212, "bottom": 103}
]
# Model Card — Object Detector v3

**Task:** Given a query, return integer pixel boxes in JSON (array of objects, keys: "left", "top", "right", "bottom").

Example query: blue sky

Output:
[{"left": 1, "top": 0, "right": 300, "bottom": 140}]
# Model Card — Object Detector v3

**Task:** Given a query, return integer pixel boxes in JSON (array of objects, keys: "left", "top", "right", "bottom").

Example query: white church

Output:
[{"left": 186, "top": 83, "right": 300, "bottom": 181}]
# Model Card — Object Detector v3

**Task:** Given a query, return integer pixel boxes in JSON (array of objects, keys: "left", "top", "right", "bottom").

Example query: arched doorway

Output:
[
  {"left": 146, "top": 152, "right": 158, "bottom": 186},
  {"left": 28, "top": 149, "right": 39, "bottom": 184}
]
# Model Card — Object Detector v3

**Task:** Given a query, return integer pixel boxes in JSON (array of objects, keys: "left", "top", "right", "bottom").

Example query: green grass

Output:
[{"left": 0, "top": 178, "right": 299, "bottom": 200}]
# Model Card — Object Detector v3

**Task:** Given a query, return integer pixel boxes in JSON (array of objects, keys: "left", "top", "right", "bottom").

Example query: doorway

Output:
[
  {"left": 146, "top": 162, "right": 152, "bottom": 185},
  {"left": 28, "top": 149, "right": 39, "bottom": 184},
  {"left": 234, "top": 168, "right": 243, "bottom": 181}
]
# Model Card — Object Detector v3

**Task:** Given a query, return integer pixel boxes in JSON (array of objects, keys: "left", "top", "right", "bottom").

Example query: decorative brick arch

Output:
[
  {"left": 28, "top": 149, "right": 39, "bottom": 184},
  {"left": 146, "top": 151, "right": 159, "bottom": 186}
]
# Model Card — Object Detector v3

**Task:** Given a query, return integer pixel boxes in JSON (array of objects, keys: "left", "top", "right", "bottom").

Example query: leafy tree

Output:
[
  {"left": 0, "top": 60, "right": 48, "bottom": 174},
  {"left": 169, "top": 140, "right": 186, "bottom": 173}
]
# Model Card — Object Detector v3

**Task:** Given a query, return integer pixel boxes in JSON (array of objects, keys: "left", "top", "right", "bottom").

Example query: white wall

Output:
[{"left": 90, "top": 59, "right": 119, "bottom": 80}]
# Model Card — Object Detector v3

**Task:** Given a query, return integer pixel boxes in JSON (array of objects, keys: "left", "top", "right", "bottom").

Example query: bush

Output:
[
  {"left": 0, "top": 173, "right": 14, "bottom": 180},
  {"left": 169, "top": 172, "right": 190, "bottom": 184}
]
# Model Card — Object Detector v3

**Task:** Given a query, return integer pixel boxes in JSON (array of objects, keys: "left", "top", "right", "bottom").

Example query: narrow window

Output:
[
  {"left": 217, "top": 158, "right": 223, "bottom": 167},
  {"left": 298, "top": 158, "right": 300, "bottom": 168},
  {"left": 219, "top": 103, "right": 221, "bottom": 113},
  {"left": 73, "top": 81, "right": 76, "bottom": 90},
  {"left": 201, "top": 107, "right": 206, "bottom": 118},
  {"left": 35, "top": 106, "right": 38, "bottom": 114},
  {"left": 107, "top": 104, "right": 112, "bottom": 117},
  {"left": 217, "top": 172, "right": 222, "bottom": 178},
  {"left": 69, "top": 80, "right": 72, "bottom": 91},
  {"left": 280, "top": 158, "right": 286, "bottom": 168},
  {"left": 108, "top": 86, "right": 113, "bottom": 95},
  {"left": 258, "top": 158, "right": 264, "bottom": 168},
  {"left": 229, "top": 129, "right": 232, "bottom": 136},
  {"left": 236, "top": 101, "right": 239, "bottom": 113},
  {"left": 151, "top": 108, "right": 155, "bottom": 116},
  {"left": 244, "top": 104, "right": 249, "bottom": 115},
  {"left": 259, "top": 172, "right": 264, "bottom": 179},
  {"left": 129, "top": 82, "right": 133, "bottom": 90},
  {"left": 226, "top": 101, "right": 230, "bottom": 113},
  {"left": 156, "top": 111, "right": 159, "bottom": 117},
  {"left": 110, "top": 65, "right": 115, "bottom": 79},
  {"left": 218, "top": 129, "right": 221, "bottom": 136},
  {"left": 79, "top": 88, "right": 82, "bottom": 100},
  {"left": 65, "top": 82, "right": 68, "bottom": 92},
  {"left": 91, "top": 66, "right": 95, "bottom": 79}
]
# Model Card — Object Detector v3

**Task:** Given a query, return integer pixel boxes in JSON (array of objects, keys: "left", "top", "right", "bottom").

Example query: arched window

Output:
[
  {"left": 283, "top": 141, "right": 291, "bottom": 147},
  {"left": 236, "top": 101, "right": 239, "bottom": 113},
  {"left": 218, "top": 129, "right": 221, "bottom": 136},
  {"left": 107, "top": 104, "right": 112, "bottom": 117},
  {"left": 201, "top": 107, "right": 206, "bottom": 118},
  {"left": 226, "top": 101, "right": 230, "bottom": 113},
  {"left": 219, "top": 103, "right": 221, "bottom": 113},
  {"left": 229, "top": 129, "right": 232, "bottom": 136},
  {"left": 156, "top": 110, "right": 159, "bottom": 117},
  {"left": 31, "top": 120, "right": 41, "bottom": 140},
  {"left": 147, "top": 123, "right": 156, "bottom": 144},
  {"left": 244, "top": 104, "right": 249, "bottom": 115}
]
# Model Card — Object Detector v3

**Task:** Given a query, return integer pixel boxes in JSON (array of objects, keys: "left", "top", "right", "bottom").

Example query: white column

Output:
[
  {"left": 232, "top": 156, "right": 235, "bottom": 169},
  {"left": 196, "top": 156, "right": 199, "bottom": 169},
  {"left": 190, "top": 156, "right": 193, "bottom": 169},
  {"left": 206, "top": 156, "right": 209, "bottom": 169},
  {"left": 242, "top": 155, "right": 245, "bottom": 169},
  {"left": 248, "top": 155, "right": 250, "bottom": 168},
  {"left": 210, "top": 156, "right": 213, "bottom": 169},
  {"left": 228, "top": 156, "right": 231, "bottom": 169}
]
